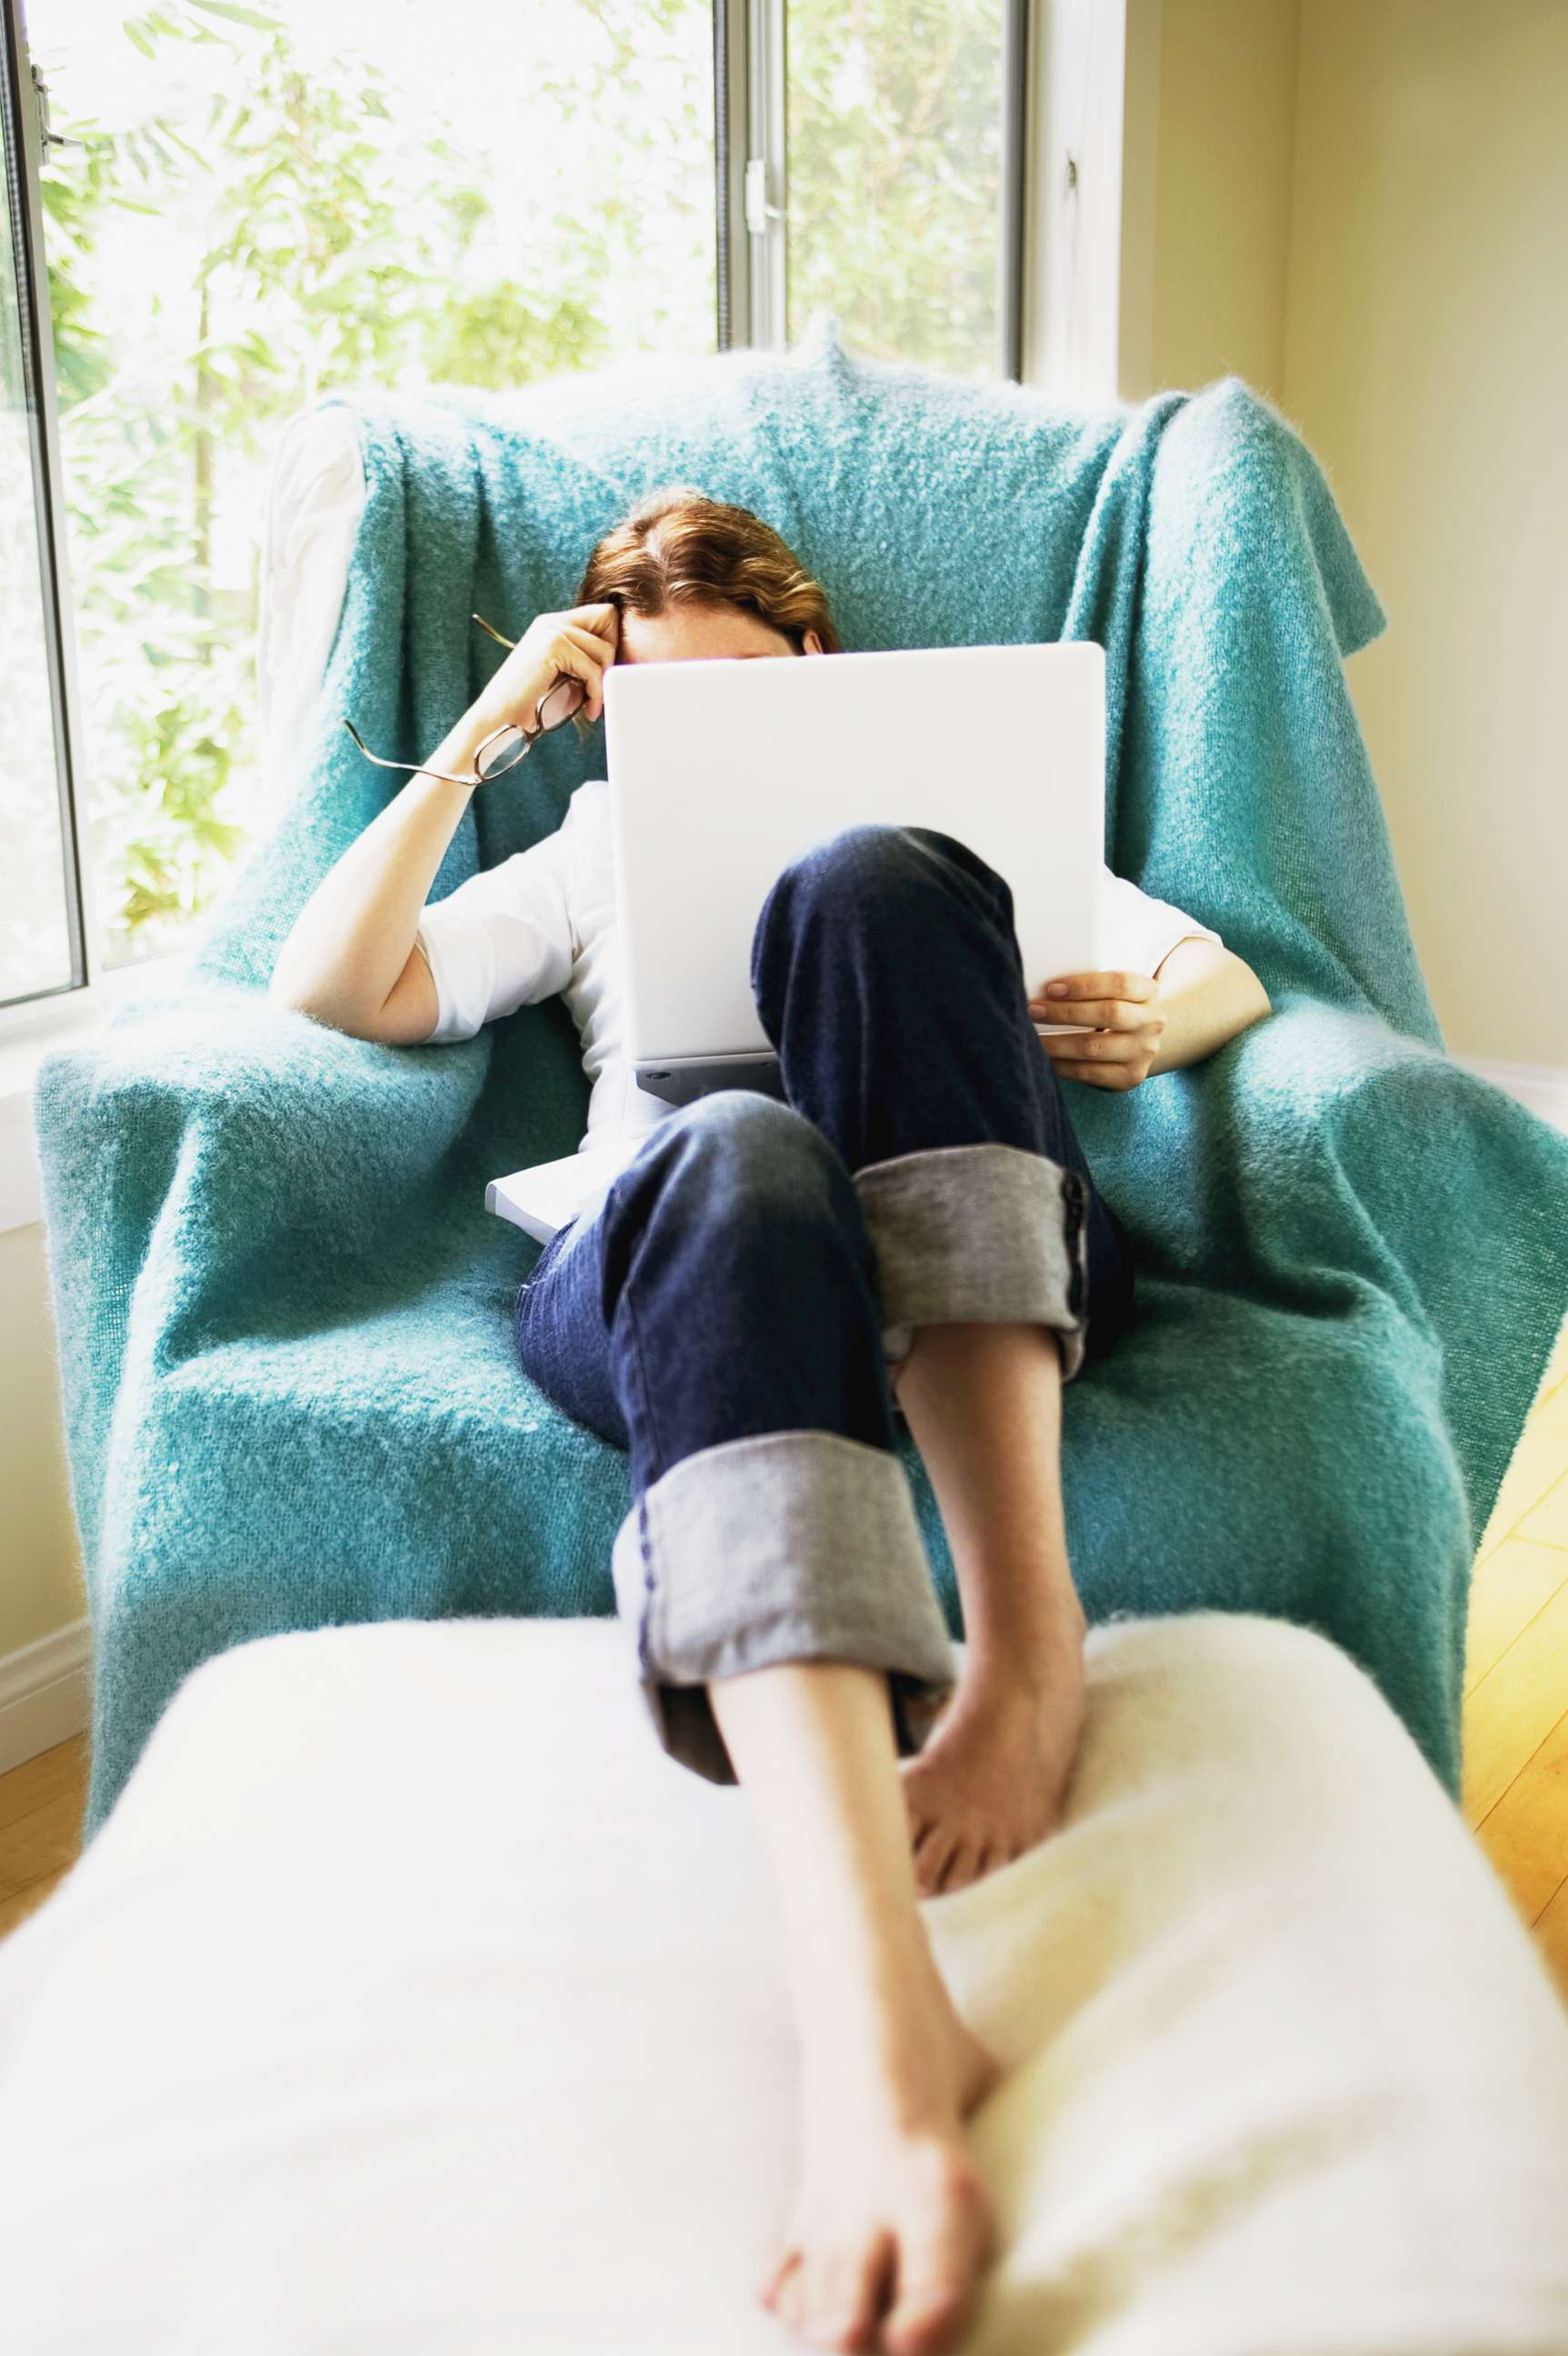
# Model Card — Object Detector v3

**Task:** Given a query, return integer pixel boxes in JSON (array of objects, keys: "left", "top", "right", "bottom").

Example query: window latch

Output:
[
  {"left": 744, "top": 158, "right": 785, "bottom": 237},
  {"left": 31, "top": 66, "right": 85, "bottom": 152}
]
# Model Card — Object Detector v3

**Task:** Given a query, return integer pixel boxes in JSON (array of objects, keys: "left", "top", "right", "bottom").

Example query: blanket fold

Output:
[{"left": 33, "top": 317, "right": 1568, "bottom": 1832}]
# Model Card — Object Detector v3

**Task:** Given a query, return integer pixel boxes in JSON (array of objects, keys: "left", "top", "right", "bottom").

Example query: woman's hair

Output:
[{"left": 564, "top": 482, "right": 842, "bottom": 743}]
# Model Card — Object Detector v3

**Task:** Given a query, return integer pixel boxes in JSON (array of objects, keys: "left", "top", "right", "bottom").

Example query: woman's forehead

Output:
[{"left": 615, "top": 603, "right": 788, "bottom": 663}]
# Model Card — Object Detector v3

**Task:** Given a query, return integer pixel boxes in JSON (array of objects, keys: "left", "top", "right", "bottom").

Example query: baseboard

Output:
[
  {"left": 0, "top": 1618, "right": 90, "bottom": 1779},
  {"left": 1453, "top": 1057, "right": 1568, "bottom": 1135}
]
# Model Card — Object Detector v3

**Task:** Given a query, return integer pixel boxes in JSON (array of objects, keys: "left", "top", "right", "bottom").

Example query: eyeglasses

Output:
[{"left": 344, "top": 613, "right": 588, "bottom": 788}]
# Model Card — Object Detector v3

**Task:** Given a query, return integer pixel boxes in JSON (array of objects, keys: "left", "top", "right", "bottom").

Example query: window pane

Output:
[
  {"left": 32, "top": 0, "right": 715, "bottom": 972},
  {"left": 0, "top": 57, "right": 73, "bottom": 1006},
  {"left": 786, "top": 0, "right": 1006, "bottom": 377}
]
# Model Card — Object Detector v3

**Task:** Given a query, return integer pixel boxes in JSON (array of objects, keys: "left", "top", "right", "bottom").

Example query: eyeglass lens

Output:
[
  {"left": 475, "top": 728, "right": 527, "bottom": 782},
  {"left": 474, "top": 676, "right": 586, "bottom": 781},
  {"left": 539, "top": 674, "right": 585, "bottom": 729}
]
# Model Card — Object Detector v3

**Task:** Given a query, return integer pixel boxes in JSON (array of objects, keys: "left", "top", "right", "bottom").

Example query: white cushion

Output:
[
  {"left": 255, "top": 404, "right": 365, "bottom": 834},
  {"left": 1, "top": 1612, "right": 1565, "bottom": 2353}
]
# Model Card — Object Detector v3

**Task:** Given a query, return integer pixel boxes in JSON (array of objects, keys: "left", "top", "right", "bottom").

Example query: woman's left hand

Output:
[{"left": 1027, "top": 970, "right": 1166, "bottom": 1090}]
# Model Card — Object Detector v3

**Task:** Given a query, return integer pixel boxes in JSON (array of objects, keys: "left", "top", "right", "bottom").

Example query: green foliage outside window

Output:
[
  {"left": 788, "top": 0, "right": 1003, "bottom": 369},
  {"left": 40, "top": 0, "right": 999, "bottom": 964},
  {"left": 42, "top": 0, "right": 671, "bottom": 962}
]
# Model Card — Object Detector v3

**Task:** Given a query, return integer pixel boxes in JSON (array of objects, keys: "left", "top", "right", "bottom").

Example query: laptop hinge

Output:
[{"left": 635, "top": 1053, "right": 785, "bottom": 1109}]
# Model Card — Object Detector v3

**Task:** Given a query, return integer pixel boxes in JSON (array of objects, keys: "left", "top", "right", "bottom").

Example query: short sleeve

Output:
[
  {"left": 414, "top": 811, "right": 580, "bottom": 1044},
  {"left": 1098, "top": 867, "right": 1224, "bottom": 983}
]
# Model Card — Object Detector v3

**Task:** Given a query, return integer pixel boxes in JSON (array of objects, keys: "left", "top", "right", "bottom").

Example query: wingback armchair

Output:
[{"left": 32, "top": 315, "right": 1568, "bottom": 1837}]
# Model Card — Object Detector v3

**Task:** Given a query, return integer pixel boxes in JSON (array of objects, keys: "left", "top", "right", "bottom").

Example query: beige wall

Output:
[
  {"left": 0, "top": 1221, "right": 85, "bottom": 1658},
  {"left": 1150, "top": 0, "right": 1299, "bottom": 405},
  {"left": 1147, "top": 0, "right": 1568, "bottom": 1069},
  {"left": 1283, "top": 0, "right": 1568, "bottom": 1068}
]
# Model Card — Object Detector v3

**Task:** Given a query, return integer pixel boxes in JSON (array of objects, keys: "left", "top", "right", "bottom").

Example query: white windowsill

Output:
[{"left": 0, "top": 952, "right": 194, "bottom": 1236}]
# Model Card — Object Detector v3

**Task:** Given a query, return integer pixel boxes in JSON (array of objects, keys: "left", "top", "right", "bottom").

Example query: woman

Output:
[{"left": 271, "top": 484, "right": 1273, "bottom": 2356}]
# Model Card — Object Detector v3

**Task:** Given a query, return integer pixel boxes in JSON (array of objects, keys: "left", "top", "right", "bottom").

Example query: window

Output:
[
  {"left": 3, "top": 0, "right": 1029, "bottom": 1018},
  {"left": 783, "top": 0, "right": 1027, "bottom": 377},
  {"left": 1, "top": 0, "right": 83, "bottom": 1009}
]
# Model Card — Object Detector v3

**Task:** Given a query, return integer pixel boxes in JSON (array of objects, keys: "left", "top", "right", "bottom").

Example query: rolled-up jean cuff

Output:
[
  {"left": 856, "top": 1140, "right": 1092, "bottom": 1384},
  {"left": 610, "top": 1429, "right": 958, "bottom": 1786}
]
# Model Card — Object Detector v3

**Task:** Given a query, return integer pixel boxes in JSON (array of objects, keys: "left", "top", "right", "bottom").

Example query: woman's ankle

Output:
[
  {"left": 959, "top": 1591, "right": 1087, "bottom": 1700},
  {"left": 798, "top": 1974, "right": 992, "bottom": 2137}
]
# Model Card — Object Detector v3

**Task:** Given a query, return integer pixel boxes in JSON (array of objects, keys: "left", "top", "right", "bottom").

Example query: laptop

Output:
[{"left": 487, "top": 639, "right": 1105, "bottom": 1243}]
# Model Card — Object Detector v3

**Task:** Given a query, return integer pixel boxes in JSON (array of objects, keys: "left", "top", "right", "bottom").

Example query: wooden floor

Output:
[
  {"left": 1460, "top": 1309, "right": 1568, "bottom": 1994},
  {"left": 5, "top": 1319, "right": 1568, "bottom": 1987}
]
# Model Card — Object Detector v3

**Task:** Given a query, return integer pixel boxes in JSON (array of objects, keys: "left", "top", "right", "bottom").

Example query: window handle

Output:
[
  {"left": 744, "top": 157, "right": 785, "bottom": 235},
  {"left": 32, "top": 67, "right": 85, "bottom": 151}
]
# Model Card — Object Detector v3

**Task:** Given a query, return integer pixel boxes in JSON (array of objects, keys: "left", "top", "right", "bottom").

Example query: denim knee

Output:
[
  {"left": 752, "top": 821, "right": 1011, "bottom": 981},
  {"left": 665, "top": 1085, "right": 841, "bottom": 1189},
  {"left": 746, "top": 824, "right": 1102, "bottom": 1380},
  {"left": 601, "top": 1089, "right": 859, "bottom": 1280},
  {"left": 596, "top": 1090, "right": 901, "bottom": 1488}
]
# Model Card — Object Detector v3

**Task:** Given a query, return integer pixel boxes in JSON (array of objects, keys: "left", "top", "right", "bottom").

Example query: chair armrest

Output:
[
  {"left": 31, "top": 985, "right": 487, "bottom": 1358},
  {"left": 1162, "top": 991, "right": 1568, "bottom": 1537},
  {"left": 35, "top": 985, "right": 482, "bottom": 1209},
  {"left": 1208, "top": 989, "right": 1443, "bottom": 1113},
  {"left": 1180, "top": 990, "right": 1553, "bottom": 1263}
]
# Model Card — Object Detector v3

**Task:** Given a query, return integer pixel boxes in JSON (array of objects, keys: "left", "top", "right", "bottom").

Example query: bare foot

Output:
[
  {"left": 899, "top": 1619, "right": 1087, "bottom": 1900},
  {"left": 759, "top": 1985, "right": 1003, "bottom": 2354}
]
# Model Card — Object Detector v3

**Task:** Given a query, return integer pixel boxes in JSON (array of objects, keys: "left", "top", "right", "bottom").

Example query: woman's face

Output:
[{"left": 614, "top": 600, "right": 824, "bottom": 666}]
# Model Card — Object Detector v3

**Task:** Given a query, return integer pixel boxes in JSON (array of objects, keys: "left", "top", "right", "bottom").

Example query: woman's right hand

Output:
[{"left": 473, "top": 601, "right": 621, "bottom": 734}]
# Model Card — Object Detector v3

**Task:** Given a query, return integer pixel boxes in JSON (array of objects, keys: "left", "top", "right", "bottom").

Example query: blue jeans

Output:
[{"left": 514, "top": 824, "right": 1137, "bottom": 1783}]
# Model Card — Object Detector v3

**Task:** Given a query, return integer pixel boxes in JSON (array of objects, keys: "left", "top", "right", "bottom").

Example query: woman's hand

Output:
[
  {"left": 1027, "top": 969, "right": 1165, "bottom": 1090},
  {"left": 472, "top": 601, "right": 620, "bottom": 734}
]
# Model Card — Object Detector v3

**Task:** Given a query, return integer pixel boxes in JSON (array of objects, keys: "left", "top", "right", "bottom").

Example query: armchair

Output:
[{"left": 34, "top": 315, "right": 1568, "bottom": 1836}]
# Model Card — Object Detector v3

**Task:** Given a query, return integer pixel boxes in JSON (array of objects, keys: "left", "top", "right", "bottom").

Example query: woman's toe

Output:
[
  {"left": 759, "top": 2239, "right": 800, "bottom": 2308},
  {"left": 914, "top": 1825, "right": 957, "bottom": 1896},
  {"left": 806, "top": 2230, "right": 894, "bottom": 2350},
  {"left": 774, "top": 2255, "right": 808, "bottom": 2331},
  {"left": 936, "top": 1836, "right": 978, "bottom": 1895},
  {"left": 884, "top": 2181, "right": 991, "bottom": 2353}
]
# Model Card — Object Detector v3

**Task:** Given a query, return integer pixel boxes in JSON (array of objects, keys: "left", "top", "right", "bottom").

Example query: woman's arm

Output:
[
  {"left": 1030, "top": 939, "right": 1273, "bottom": 1089},
  {"left": 268, "top": 603, "right": 618, "bottom": 1043},
  {"left": 268, "top": 714, "right": 488, "bottom": 1043},
  {"left": 1145, "top": 937, "right": 1273, "bottom": 1076}
]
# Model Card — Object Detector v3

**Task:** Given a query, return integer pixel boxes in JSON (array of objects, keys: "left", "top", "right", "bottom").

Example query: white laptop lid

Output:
[{"left": 603, "top": 640, "right": 1104, "bottom": 1068}]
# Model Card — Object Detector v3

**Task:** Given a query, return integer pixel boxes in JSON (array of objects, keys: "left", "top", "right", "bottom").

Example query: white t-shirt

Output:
[{"left": 415, "top": 778, "right": 1223, "bottom": 1197}]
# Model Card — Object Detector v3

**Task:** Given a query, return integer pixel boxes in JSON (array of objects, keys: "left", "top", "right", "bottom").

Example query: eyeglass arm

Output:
[{"left": 342, "top": 717, "right": 528, "bottom": 790}]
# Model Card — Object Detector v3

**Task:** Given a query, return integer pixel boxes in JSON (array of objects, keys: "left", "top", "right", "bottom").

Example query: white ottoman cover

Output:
[{"left": 1, "top": 1611, "right": 1566, "bottom": 2353}]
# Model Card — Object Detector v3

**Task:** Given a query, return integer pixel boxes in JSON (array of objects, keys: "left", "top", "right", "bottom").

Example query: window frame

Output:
[
  {"left": 717, "top": 0, "right": 1033, "bottom": 374},
  {"left": 1, "top": 0, "right": 99, "bottom": 1034}
]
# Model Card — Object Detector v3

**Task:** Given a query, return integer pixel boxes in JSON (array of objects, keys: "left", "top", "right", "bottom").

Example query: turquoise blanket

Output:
[{"left": 34, "top": 318, "right": 1568, "bottom": 1836}]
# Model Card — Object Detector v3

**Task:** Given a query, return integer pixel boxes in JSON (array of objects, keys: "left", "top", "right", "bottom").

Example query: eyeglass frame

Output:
[{"left": 342, "top": 613, "right": 588, "bottom": 789}]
